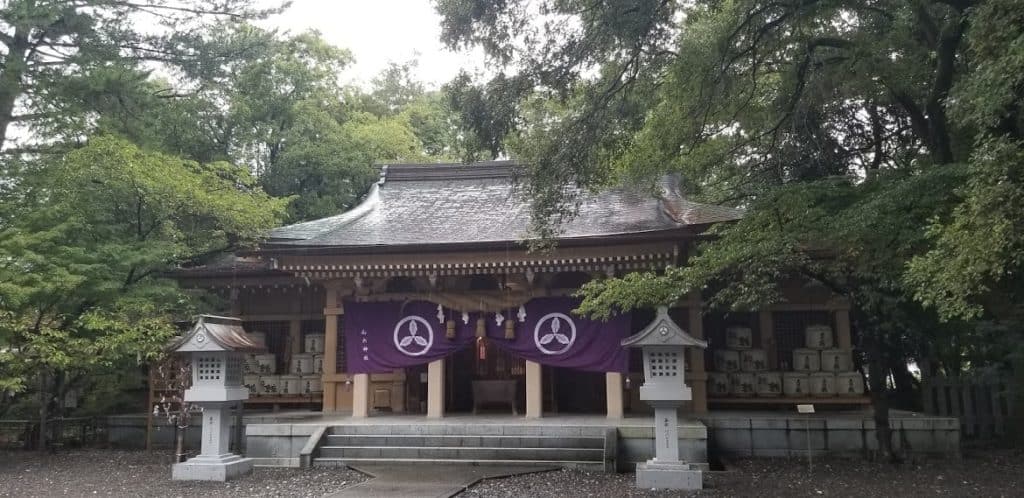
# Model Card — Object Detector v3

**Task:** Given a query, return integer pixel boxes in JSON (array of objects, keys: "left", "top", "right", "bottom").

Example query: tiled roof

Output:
[{"left": 266, "top": 161, "right": 742, "bottom": 249}]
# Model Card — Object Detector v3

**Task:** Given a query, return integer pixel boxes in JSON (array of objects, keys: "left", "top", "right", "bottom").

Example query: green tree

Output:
[
  {"left": 437, "top": 0, "right": 1024, "bottom": 459},
  {"left": 0, "top": 0, "right": 283, "bottom": 152},
  {"left": 0, "top": 135, "right": 286, "bottom": 446}
]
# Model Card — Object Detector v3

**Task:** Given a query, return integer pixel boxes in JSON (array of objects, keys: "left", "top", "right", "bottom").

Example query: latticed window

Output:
[
  {"left": 197, "top": 356, "right": 222, "bottom": 381},
  {"left": 647, "top": 351, "right": 680, "bottom": 378},
  {"left": 772, "top": 311, "right": 833, "bottom": 370},
  {"left": 225, "top": 355, "right": 243, "bottom": 385}
]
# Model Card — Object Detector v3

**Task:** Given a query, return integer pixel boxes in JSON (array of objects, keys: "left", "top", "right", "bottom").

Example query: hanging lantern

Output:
[
  {"left": 504, "top": 318, "right": 515, "bottom": 339},
  {"left": 475, "top": 315, "right": 486, "bottom": 338},
  {"left": 446, "top": 319, "right": 456, "bottom": 340}
]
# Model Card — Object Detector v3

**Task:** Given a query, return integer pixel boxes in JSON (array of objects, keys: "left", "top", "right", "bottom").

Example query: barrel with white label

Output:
[
  {"left": 805, "top": 324, "right": 834, "bottom": 349},
  {"left": 254, "top": 353, "right": 277, "bottom": 374},
  {"left": 244, "top": 354, "right": 260, "bottom": 374},
  {"left": 708, "top": 372, "right": 731, "bottom": 397},
  {"left": 792, "top": 349, "right": 821, "bottom": 372},
  {"left": 741, "top": 349, "right": 769, "bottom": 372},
  {"left": 259, "top": 375, "right": 280, "bottom": 396},
  {"left": 243, "top": 375, "right": 260, "bottom": 396},
  {"left": 821, "top": 349, "right": 852, "bottom": 372},
  {"left": 313, "top": 354, "right": 324, "bottom": 374},
  {"left": 836, "top": 372, "right": 865, "bottom": 396},
  {"left": 725, "top": 326, "right": 754, "bottom": 349},
  {"left": 714, "top": 349, "right": 741, "bottom": 372},
  {"left": 304, "top": 333, "right": 325, "bottom": 353},
  {"left": 755, "top": 371, "right": 783, "bottom": 397},
  {"left": 729, "top": 372, "right": 756, "bottom": 397},
  {"left": 280, "top": 375, "right": 302, "bottom": 396},
  {"left": 783, "top": 372, "right": 810, "bottom": 397},
  {"left": 292, "top": 353, "right": 314, "bottom": 375},
  {"left": 810, "top": 372, "right": 836, "bottom": 397},
  {"left": 301, "top": 376, "right": 323, "bottom": 395}
]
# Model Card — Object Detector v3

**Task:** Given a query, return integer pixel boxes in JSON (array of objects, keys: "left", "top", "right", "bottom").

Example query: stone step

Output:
[
  {"left": 326, "top": 424, "right": 607, "bottom": 437},
  {"left": 322, "top": 434, "right": 604, "bottom": 449},
  {"left": 313, "top": 457, "right": 605, "bottom": 471},
  {"left": 317, "top": 445, "right": 603, "bottom": 461}
]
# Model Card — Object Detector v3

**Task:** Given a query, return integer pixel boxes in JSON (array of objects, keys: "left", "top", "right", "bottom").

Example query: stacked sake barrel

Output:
[
  {"left": 284, "top": 333, "right": 325, "bottom": 396},
  {"left": 243, "top": 331, "right": 277, "bottom": 397},
  {"left": 784, "top": 325, "right": 864, "bottom": 398},
  {"left": 708, "top": 326, "right": 783, "bottom": 398}
]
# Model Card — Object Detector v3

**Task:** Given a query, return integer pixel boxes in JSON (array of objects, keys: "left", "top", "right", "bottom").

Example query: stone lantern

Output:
[
  {"left": 168, "top": 315, "right": 262, "bottom": 481},
  {"left": 621, "top": 306, "right": 708, "bottom": 490}
]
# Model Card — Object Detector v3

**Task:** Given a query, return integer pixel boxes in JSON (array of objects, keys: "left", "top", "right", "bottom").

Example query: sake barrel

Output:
[
  {"left": 301, "top": 376, "right": 323, "bottom": 395},
  {"left": 243, "top": 375, "right": 261, "bottom": 397},
  {"left": 740, "top": 349, "right": 769, "bottom": 372},
  {"left": 792, "top": 349, "right": 821, "bottom": 372},
  {"left": 714, "top": 349, "right": 741, "bottom": 372},
  {"left": 821, "top": 349, "right": 852, "bottom": 373},
  {"left": 254, "top": 353, "right": 277, "bottom": 374},
  {"left": 708, "top": 372, "right": 731, "bottom": 397},
  {"left": 304, "top": 333, "right": 325, "bottom": 354},
  {"left": 243, "top": 354, "right": 261, "bottom": 374},
  {"left": 291, "top": 353, "right": 314, "bottom": 375},
  {"left": 837, "top": 372, "right": 865, "bottom": 396},
  {"left": 280, "top": 375, "right": 302, "bottom": 396},
  {"left": 246, "top": 331, "right": 266, "bottom": 348},
  {"left": 810, "top": 372, "right": 837, "bottom": 397},
  {"left": 259, "top": 375, "right": 281, "bottom": 396},
  {"left": 312, "top": 354, "right": 325, "bottom": 374},
  {"left": 725, "top": 326, "right": 754, "bottom": 349},
  {"left": 805, "top": 324, "right": 834, "bottom": 349},
  {"left": 729, "top": 372, "right": 757, "bottom": 397},
  {"left": 755, "top": 371, "right": 783, "bottom": 397},
  {"left": 783, "top": 372, "right": 810, "bottom": 397}
]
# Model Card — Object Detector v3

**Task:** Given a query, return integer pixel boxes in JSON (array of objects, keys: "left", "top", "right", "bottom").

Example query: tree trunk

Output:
[
  {"left": 865, "top": 334, "right": 900, "bottom": 463},
  {"left": 36, "top": 371, "right": 49, "bottom": 452},
  {"left": 0, "top": 27, "right": 29, "bottom": 151}
]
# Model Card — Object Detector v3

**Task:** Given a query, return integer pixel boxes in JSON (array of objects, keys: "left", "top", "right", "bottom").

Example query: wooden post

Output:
[
  {"left": 687, "top": 292, "right": 707, "bottom": 414},
  {"left": 526, "top": 360, "right": 543, "bottom": 418},
  {"left": 322, "top": 282, "right": 343, "bottom": 412},
  {"left": 760, "top": 310, "right": 776, "bottom": 370},
  {"left": 835, "top": 308, "right": 852, "bottom": 349}
]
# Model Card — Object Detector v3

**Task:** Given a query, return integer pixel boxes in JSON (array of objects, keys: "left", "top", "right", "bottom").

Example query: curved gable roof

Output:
[{"left": 266, "top": 161, "right": 741, "bottom": 249}]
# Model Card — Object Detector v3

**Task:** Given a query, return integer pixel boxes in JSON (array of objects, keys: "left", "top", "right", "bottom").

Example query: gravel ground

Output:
[
  {"left": 461, "top": 450, "right": 1024, "bottom": 497},
  {"left": 0, "top": 449, "right": 366, "bottom": 498}
]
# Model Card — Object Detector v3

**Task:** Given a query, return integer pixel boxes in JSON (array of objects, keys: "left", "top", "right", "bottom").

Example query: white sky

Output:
[{"left": 260, "top": 0, "right": 485, "bottom": 89}]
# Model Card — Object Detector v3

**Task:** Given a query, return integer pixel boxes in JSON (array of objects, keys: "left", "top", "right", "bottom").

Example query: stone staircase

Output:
[{"left": 311, "top": 424, "right": 611, "bottom": 470}]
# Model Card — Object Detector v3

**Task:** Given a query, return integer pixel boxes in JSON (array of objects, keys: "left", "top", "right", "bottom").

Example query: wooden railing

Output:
[{"left": 921, "top": 376, "right": 1015, "bottom": 439}]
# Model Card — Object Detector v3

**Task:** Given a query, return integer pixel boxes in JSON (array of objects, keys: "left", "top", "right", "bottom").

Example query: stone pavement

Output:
[{"left": 324, "top": 464, "right": 557, "bottom": 498}]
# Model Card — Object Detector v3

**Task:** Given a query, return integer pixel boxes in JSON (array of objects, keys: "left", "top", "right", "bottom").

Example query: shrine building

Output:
[{"left": 173, "top": 160, "right": 869, "bottom": 421}]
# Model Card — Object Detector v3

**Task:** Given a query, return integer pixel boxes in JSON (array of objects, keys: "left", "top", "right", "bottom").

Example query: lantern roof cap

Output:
[
  {"left": 621, "top": 306, "right": 708, "bottom": 348},
  {"left": 167, "top": 315, "right": 265, "bottom": 353}
]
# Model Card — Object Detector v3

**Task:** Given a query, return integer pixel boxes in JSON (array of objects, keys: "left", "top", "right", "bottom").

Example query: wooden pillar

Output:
[
  {"left": 835, "top": 308, "right": 852, "bottom": 349},
  {"left": 760, "top": 310, "right": 776, "bottom": 370},
  {"left": 286, "top": 319, "right": 301, "bottom": 364},
  {"left": 606, "top": 372, "right": 624, "bottom": 419},
  {"left": 427, "top": 358, "right": 445, "bottom": 418},
  {"left": 352, "top": 373, "right": 370, "bottom": 418},
  {"left": 687, "top": 292, "right": 707, "bottom": 414},
  {"left": 322, "top": 282, "right": 343, "bottom": 412},
  {"left": 526, "top": 360, "right": 543, "bottom": 418}
]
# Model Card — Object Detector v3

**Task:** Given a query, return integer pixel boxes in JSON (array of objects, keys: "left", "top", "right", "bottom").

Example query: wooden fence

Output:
[{"left": 922, "top": 376, "right": 1016, "bottom": 439}]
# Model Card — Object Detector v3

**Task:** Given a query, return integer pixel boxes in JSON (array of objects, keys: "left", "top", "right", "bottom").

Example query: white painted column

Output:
[
  {"left": 606, "top": 372, "right": 624, "bottom": 419},
  {"left": 352, "top": 373, "right": 370, "bottom": 418},
  {"left": 427, "top": 358, "right": 445, "bottom": 418},
  {"left": 526, "top": 360, "right": 542, "bottom": 418}
]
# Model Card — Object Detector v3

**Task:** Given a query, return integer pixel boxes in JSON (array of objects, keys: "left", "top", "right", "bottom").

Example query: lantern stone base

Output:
[
  {"left": 172, "top": 454, "right": 253, "bottom": 481},
  {"left": 636, "top": 461, "right": 703, "bottom": 490}
]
